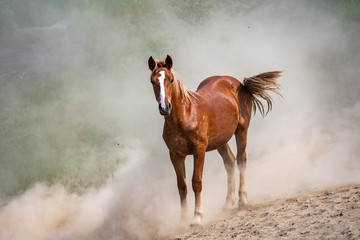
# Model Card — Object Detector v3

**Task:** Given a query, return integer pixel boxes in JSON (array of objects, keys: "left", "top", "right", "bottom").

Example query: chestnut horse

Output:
[{"left": 148, "top": 55, "right": 281, "bottom": 226}]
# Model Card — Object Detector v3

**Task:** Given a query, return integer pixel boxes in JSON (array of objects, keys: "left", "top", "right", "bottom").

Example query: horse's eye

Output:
[{"left": 171, "top": 78, "right": 174, "bottom": 83}]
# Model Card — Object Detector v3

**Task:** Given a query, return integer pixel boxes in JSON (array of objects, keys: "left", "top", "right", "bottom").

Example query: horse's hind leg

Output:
[
  {"left": 217, "top": 144, "right": 236, "bottom": 209},
  {"left": 235, "top": 126, "right": 249, "bottom": 206}
]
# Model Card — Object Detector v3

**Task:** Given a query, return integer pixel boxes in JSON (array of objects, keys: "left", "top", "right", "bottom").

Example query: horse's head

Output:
[{"left": 148, "top": 55, "right": 174, "bottom": 116}]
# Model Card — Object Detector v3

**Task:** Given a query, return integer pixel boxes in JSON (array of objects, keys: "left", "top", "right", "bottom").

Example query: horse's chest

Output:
[
  {"left": 162, "top": 122, "right": 199, "bottom": 155},
  {"left": 163, "top": 131, "right": 191, "bottom": 154},
  {"left": 170, "top": 135, "right": 188, "bottom": 148}
]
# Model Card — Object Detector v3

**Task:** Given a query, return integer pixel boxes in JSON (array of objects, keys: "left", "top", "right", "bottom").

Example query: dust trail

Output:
[
  {"left": 0, "top": 184, "right": 111, "bottom": 240},
  {"left": 0, "top": 145, "right": 180, "bottom": 240}
]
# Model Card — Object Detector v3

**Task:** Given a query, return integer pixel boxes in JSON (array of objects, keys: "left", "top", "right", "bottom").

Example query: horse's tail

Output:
[{"left": 242, "top": 71, "right": 282, "bottom": 117}]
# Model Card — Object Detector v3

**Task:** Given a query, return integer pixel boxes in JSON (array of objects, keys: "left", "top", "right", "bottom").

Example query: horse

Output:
[{"left": 148, "top": 55, "right": 282, "bottom": 226}]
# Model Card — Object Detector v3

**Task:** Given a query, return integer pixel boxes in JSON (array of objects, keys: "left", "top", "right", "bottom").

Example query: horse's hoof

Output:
[
  {"left": 238, "top": 198, "right": 248, "bottom": 210},
  {"left": 223, "top": 202, "right": 235, "bottom": 212},
  {"left": 239, "top": 193, "right": 248, "bottom": 205},
  {"left": 190, "top": 215, "right": 202, "bottom": 228},
  {"left": 222, "top": 205, "right": 233, "bottom": 212},
  {"left": 238, "top": 199, "right": 250, "bottom": 210},
  {"left": 223, "top": 196, "right": 236, "bottom": 211},
  {"left": 240, "top": 198, "right": 248, "bottom": 205}
]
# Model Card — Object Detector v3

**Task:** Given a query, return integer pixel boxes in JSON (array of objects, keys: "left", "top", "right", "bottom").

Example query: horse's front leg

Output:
[
  {"left": 170, "top": 152, "right": 188, "bottom": 225},
  {"left": 191, "top": 146, "right": 206, "bottom": 226}
]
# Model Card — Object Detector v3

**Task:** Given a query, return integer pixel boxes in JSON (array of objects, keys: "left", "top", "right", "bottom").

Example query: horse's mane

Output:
[
  {"left": 154, "top": 60, "right": 197, "bottom": 102},
  {"left": 171, "top": 70, "right": 198, "bottom": 102}
]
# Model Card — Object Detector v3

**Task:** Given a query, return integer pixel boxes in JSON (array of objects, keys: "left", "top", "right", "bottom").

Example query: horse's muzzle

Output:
[{"left": 159, "top": 102, "right": 172, "bottom": 116}]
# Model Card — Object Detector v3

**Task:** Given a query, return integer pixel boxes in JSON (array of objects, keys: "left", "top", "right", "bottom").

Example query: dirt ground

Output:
[{"left": 172, "top": 184, "right": 360, "bottom": 240}]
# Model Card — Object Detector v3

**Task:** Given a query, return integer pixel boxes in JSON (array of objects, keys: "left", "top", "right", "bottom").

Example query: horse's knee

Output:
[
  {"left": 192, "top": 178, "right": 202, "bottom": 193},
  {"left": 179, "top": 186, "right": 187, "bottom": 198},
  {"left": 177, "top": 181, "right": 187, "bottom": 198},
  {"left": 236, "top": 151, "right": 247, "bottom": 165}
]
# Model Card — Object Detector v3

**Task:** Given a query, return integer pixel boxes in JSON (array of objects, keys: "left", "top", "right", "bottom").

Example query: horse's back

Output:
[{"left": 196, "top": 75, "right": 241, "bottom": 96}]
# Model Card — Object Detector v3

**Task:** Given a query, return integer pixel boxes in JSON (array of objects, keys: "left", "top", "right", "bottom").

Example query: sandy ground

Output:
[{"left": 172, "top": 184, "right": 360, "bottom": 240}]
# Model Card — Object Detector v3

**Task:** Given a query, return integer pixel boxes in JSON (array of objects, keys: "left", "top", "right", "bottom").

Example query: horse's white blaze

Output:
[{"left": 158, "top": 70, "right": 166, "bottom": 108}]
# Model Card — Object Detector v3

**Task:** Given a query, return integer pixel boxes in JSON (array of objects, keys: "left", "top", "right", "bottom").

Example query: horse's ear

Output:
[
  {"left": 165, "top": 55, "right": 173, "bottom": 69},
  {"left": 148, "top": 56, "right": 156, "bottom": 71}
]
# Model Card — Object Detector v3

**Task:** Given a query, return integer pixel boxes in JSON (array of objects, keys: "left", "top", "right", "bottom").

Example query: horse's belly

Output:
[
  {"left": 206, "top": 121, "right": 237, "bottom": 151},
  {"left": 206, "top": 101, "right": 239, "bottom": 151}
]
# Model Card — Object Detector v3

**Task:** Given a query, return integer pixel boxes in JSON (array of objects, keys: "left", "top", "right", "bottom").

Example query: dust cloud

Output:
[{"left": 1, "top": 1, "right": 360, "bottom": 239}]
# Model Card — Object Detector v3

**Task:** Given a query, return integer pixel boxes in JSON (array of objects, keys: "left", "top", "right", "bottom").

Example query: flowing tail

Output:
[{"left": 242, "top": 71, "right": 283, "bottom": 117}]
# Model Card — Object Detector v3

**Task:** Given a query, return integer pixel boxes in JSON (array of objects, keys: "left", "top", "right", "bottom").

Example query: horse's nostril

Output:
[{"left": 158, "top": 102, "right": 172, "bottom": 116}]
